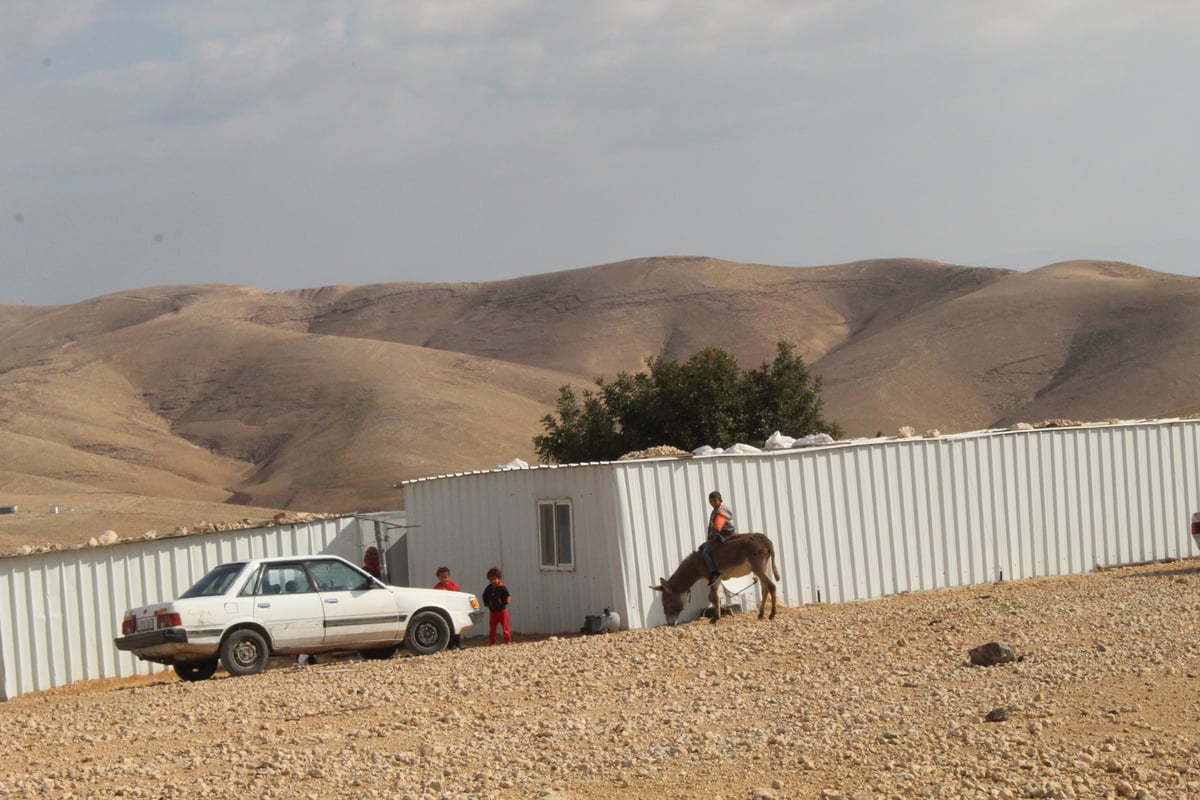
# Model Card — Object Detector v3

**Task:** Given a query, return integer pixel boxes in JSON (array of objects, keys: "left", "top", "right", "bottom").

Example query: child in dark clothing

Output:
[
  {"left": 482, "top": 566, "right": 512, "bottom": 644},
  {"left": 362, "top": 546, "right": 382, "bottom": 579}
]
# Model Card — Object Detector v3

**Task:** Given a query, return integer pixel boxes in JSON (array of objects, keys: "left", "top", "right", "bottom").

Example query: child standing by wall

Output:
[
  {"left": 362, "top": 546, "right": 382, "bottom": 579},
  {"left": 482, "top": 566, "right": 513, "bottom": 645}
]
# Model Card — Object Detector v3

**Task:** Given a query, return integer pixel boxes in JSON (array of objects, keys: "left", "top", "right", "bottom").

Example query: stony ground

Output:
[{"left": 2, "top": 560, "right": 1199, "bottom": 800}]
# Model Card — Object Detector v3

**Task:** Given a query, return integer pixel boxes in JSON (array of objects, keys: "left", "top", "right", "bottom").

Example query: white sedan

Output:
[{"left": 115, "top": 555, "right": 483, "bottom": 681}]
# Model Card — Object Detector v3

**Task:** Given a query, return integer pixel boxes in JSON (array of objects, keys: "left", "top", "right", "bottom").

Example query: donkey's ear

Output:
[{"left": 649, "top": 583, "right": 664, "bottom": 592}]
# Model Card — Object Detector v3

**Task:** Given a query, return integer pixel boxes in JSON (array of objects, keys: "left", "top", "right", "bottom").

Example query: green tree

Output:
[
  {"left": 647, "top": 347, "right": 745, "bottom": 448},
  {"left": 533, "top": 341, "right": 842, "bottom": 464},
  {"left": 533, "top": 385, "right": 624, "bottom": 463},
  {"left": 742, "top": 341, "right": 843, "bottom": 442}
]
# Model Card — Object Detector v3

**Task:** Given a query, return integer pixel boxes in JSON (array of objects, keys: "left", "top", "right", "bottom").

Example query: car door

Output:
[
  {"left": 304, "top": 558, "right": 403, "bottom": 647},
  {"left": 249, "top": 563, "right": 326, "bottom": 650}
]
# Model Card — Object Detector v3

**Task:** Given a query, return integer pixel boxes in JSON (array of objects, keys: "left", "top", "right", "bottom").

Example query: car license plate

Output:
[{"left": 135, "top": 616, "right": 155, "bottom": 632}]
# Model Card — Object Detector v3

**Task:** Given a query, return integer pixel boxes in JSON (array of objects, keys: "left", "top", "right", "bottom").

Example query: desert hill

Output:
[{"left": 2, "top": 255, "right": 1199, "bottom": 551}]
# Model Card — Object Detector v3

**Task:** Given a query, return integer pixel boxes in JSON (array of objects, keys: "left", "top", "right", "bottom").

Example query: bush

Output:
[{"left": 533, "top": 341, "right": 842, "bottom": 463}]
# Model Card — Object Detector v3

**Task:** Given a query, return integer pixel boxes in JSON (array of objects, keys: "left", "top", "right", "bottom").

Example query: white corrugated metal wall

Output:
[
  {"left": 615, "top": 420, "right": 1200, "bottom": 627},
  {"left": 403, "top": 420, "right": 1200, "bottom": 634},
  {"left": 0, "top": 514, "right": 399, "bottom": 700},
  {"left": 403, "top": 464, "right": 623, "bottom": 637}
]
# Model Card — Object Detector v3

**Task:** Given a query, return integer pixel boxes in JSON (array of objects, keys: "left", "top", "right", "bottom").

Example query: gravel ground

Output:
[{"left": 3, "top": 559, "right": 1199, "bottom": 800}]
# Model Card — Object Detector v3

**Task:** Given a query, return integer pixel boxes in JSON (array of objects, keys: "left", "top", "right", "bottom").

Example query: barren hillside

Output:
[{"left": 3, "top": 256, "right": 1199, "bottom": 551}]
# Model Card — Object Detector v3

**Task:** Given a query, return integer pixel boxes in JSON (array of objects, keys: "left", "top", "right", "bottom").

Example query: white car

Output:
[{"left": 115, "top": 555, "right": 483, "bottom": 681}]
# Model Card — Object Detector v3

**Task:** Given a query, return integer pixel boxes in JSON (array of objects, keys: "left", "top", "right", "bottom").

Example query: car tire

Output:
[
  {"left": 359, "top": 646, "right": 399, "bottom": 660},
  {"left": 174, "top": 659, "right": 219, "bottom": 682},
  {"left": 219, "top": 629, "right": 270, "bottom": 676},
  {"left": 404, "top": 611, "right": 450, "bottom": 655}
]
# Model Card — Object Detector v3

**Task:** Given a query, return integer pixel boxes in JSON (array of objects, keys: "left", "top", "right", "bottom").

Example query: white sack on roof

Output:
[
  {"left": 764, "top": 431, "right": 796, "bottom": 450},
  {"left": 792, "top": 433, "right": 835, "bottom": 448},
  {"left": 493, "top": 458, "right": 529, "bottom": 470}
]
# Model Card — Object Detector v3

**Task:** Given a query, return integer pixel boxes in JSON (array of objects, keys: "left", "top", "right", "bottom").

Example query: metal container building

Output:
[
  {"left": 402, "top": 418, "right": 1200, "bottom": 636},
  {"left": 0, "top": 512, "right": 403, "bottom": 700}
]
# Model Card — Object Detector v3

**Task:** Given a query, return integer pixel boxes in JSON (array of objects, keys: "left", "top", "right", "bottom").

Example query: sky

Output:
[{"left": 3, "top": 1, "right": 1199, "bottom": 305}]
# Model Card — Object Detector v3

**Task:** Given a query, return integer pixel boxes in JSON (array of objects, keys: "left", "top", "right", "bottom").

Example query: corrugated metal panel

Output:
[
  {"left": 0, "top": 514, "right": 399, "bottom": 700},
  {"left": 408, "top": 420, "right": 1200, "bottom": 633},
  {"left": 404, "top": 465, "right": 623, "bottom": 639},
  {"left": 614, "top": 420, "right": 1200, "bottom": 626}
]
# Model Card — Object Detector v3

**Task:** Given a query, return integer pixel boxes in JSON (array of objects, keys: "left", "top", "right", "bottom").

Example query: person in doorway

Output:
[
  {"left": 699, "top": 490, "right": 735, "bottom": 587},
  {"left": 482, "top": 566, "right": 513, "bottom": 644},
  {"left": 362, "top": 546, "right": 382, "bottom": 580},
  {"left": 433, "top": 566, "right": 467, "bottom": 650}
]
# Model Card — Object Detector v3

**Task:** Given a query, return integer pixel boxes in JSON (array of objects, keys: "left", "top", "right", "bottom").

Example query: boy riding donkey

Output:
[
  {"left": 699, "top": 490, "right": 735, "bottom": 586},
  {"left": 651, "top": 489, "right": 779, "bottom": 626}
]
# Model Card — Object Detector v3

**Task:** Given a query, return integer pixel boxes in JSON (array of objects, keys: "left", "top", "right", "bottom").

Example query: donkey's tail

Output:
[{"left": 769, "top": 537, "right": 781, "bottom": 580}]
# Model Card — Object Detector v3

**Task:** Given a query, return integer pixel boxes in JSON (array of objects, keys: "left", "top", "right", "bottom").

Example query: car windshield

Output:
[{"left": 179, "top": 563, "right": 248, "bottom": 598}]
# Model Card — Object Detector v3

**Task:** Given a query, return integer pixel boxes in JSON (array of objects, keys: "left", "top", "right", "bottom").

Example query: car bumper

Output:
[
  {"left": 449, "top": 609, "right": 485, "bottom": 636},
  {"left": 114, "top": 626, "right": 189, "bottom": 651},
  {"left": 114, "top": 627, "right": 221, "bottom": 663}
]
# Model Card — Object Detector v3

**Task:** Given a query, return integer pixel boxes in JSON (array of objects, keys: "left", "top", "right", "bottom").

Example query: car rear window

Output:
[{"left": 180, "top": 563, "right": 248, "bottom": 598}]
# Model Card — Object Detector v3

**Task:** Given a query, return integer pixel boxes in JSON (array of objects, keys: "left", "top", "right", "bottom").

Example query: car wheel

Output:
[
  {"left": 404, "top": 611, "right": 450, "bottom": 655},
  {"left": 219, "top": 629, "right": 270, "bottom": 676},
  {"left": 174, "top": 659, "right": 219, "bottom": 682},
  {"left": 359, "top": 646, "right": 398, "bottom": 660}
]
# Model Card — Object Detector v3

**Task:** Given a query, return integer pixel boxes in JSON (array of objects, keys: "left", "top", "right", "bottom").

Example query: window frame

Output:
[{"left": 537, "top": 498, "right": 575, "bottom": 571}]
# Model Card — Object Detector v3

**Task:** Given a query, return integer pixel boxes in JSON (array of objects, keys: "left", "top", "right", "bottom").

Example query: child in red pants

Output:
[{"left": 482, "top": 566, "right": 512, "bottom": 644}]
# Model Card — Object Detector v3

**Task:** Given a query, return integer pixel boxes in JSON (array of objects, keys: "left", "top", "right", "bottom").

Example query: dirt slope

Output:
[{"left": 4, "top": 560, "right": 1198, "bottom": 799}]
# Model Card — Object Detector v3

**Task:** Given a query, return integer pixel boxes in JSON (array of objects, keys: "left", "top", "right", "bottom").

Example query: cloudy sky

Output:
[{"left": 3, "top": 1, "right": 1199, "bottom": 305}]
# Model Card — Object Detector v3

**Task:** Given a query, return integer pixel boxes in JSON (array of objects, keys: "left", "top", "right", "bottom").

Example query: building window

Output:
[{"left": 538, "top": 499, "right": 574, "bottom": 570}]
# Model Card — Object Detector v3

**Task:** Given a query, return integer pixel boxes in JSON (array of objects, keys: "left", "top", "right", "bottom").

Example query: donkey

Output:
[{"left": 650, "top": 532, "right": 780, "bottom": 625}]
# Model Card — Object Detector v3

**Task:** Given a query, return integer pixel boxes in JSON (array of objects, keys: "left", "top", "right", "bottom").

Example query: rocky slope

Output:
[{"left": 3, "top": 559, "right": 1198, "bottom": 799}]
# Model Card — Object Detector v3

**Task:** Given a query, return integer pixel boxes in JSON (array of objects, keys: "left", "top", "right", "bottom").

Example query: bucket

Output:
[{"left": 582, "top": 615, "right": 604, "bottom": 635}]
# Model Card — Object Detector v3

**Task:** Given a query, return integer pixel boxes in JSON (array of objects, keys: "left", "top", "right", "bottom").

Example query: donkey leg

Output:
[
  {"left": 752, "top": 567, "right": 766, "bottom": 619},
  {"left": 708, "top": 584, "right": 722, "bottom": 624},
  {"left": 754, "top": 568, "right": 777, "bottom": 620}
]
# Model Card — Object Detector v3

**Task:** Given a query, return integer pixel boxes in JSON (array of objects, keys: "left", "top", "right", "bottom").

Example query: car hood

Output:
[{"left": 385, "top": 585, "right": 477, "bottom": 608}]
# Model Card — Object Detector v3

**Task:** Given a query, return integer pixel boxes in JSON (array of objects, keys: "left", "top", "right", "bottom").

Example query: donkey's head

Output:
[{"left": 650, "top": 578, "right": 689, "bottom": 626}]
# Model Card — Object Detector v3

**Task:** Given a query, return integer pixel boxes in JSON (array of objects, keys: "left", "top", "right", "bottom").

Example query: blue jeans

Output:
[{"left": 700, "top": 540, "right": 719, "bottom": 576}]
